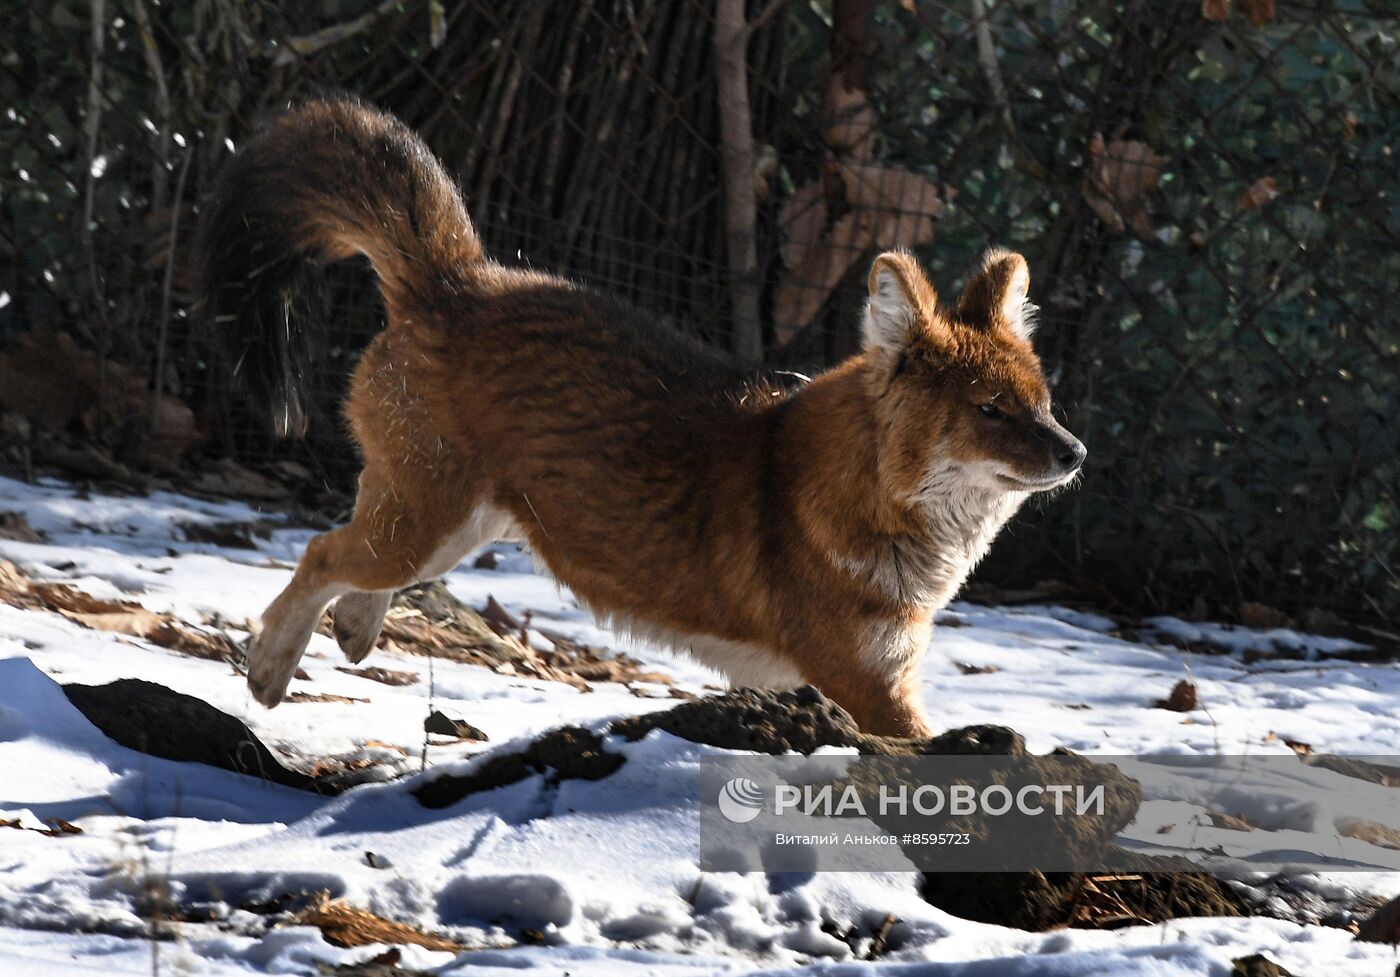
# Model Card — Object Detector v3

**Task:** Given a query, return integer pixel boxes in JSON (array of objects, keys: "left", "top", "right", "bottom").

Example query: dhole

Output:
[{"left": 199, "top": 97, "right": 1085, "bottom": 738}]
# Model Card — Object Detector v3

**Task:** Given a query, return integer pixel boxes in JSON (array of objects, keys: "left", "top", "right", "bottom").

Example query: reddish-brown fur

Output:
[{"left": 199, "top": 98, "right": 1086, "bottom": 736}]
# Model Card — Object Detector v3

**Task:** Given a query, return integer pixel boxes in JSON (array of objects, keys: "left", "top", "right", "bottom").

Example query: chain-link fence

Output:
[{"left": 2, "top": 0, "right": 1396, "bottom": 625}]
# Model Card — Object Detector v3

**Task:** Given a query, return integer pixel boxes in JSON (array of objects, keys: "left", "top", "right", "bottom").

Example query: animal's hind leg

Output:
[
  {"left": 246, "top": 522, "right": 366, "bottom": 707},
  {"left": 247, "top": 466, "right": 479, "bottom": 707},
  {"left": 328, "top": 489, "right": 518, "bottom": 665},
  {"left": 332, "top": 591, "right": 393, "bottom": 664}
]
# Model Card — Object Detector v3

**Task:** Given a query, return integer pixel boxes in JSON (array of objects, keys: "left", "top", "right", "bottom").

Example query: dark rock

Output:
[
  {"left": 610, "top": 686, "right": 1032, "bottom": 758},
  {"left": 911, "top": 723, "right": 1026, "bottom": 756},
  {"left": 414, "top": 726, "right": 623, "bottom": 809},
  {"left": 920, "top": 850, "right": 1247, "bottom": 932},
  {"left": 920, "top": 871, "right": 1080, "bottom": 932},
  {"left": 424, "top": 710, "right": 488, "bottom": 742},
  {"left": 1303, "top": 754, "right": 1400, "bottom": 788},
  {"left": 611, "top": 685, "right": 865, "bottom": 754},
  {"left": 62, "top": 679, "right": 319, "bottom": 792},
  {"left": 1230, "top": 954, "right": 1296, "bottom": 977},
  {"left": 1156, "top": 679, "right": 1198, "bottom": 711},
  {"left": 179, "top": 520, "right": 261, "bottom": 550},
  {"left": 1357, "top": 892, "right": 1400, "bottom": 944},
  {"left": 0, "top": 511, "right": 43, "bottom": 543},
  {"left": 472, "top": 551, "right": 504, "bottom": 570},
  {"left": 854, "top": 751, "right": 1140, "bottom": 873}
]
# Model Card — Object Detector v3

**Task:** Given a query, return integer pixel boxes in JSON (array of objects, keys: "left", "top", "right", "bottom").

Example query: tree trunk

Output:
[{"left": 713, "top": 0, "right": 763, "bottom": 367}]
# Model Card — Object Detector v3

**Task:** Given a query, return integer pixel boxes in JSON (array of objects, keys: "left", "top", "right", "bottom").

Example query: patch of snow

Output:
[{"left": 1, "top": 475, "right": 1398, "bottom": 974}]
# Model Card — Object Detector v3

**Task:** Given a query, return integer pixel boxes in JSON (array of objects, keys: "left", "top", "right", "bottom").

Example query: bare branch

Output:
[
  {"left": 129, "top": 0, "right": 172, "bottom": 211},
  {"left": 971, "top": 0, "right": 1017, "bottom": 139},
  {"left": 274, "top": 0, "right": 405, "bottom": 66}
]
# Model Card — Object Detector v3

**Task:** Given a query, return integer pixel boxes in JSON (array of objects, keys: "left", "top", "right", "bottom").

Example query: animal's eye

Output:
[{"left": 978, "top": 403, "right": 1005, "bottom": 420}]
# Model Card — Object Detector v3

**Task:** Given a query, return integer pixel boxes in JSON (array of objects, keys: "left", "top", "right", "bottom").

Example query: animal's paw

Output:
[
  {"left": 331, "top": 591, "right": 391, "bottom": 664},
  {"left": 245, "top": 634, "right": 298, "bottom": 708}
]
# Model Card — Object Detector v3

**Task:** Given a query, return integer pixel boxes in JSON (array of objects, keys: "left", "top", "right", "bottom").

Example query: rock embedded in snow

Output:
[
  {"left": 1357, "top": 892, "right": 1400, "bottom": 944},
  {"left": 61, "top": 678, "right": 319, "bottom": 792},
  {"left": 611, "top": 684, "right": 866, "bottom": 754},
  {"left": 0, "top": 511, "right": 43, "bottom": 543},
  {"left": 423, "top": 709, "right": 488, "bottom": 742},
  {"left": 920, "top": 856, "right": 1247, "bottom": 932},
  {"left": 414, "top": 725, "right": 624, "bottom": 808},
  {"left": 1155, "top": 679, "right": 1198, "bottom": 712},
  {"left": 1230, "top": 953, "right": 1297, "bottom": 976}
]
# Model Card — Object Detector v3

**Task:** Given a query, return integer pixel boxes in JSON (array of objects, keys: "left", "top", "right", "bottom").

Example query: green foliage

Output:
[{"left": 813, "top": 0, "right": 1400, "bottom": 619}]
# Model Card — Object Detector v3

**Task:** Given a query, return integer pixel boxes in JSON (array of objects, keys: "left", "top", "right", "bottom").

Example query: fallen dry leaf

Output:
[
  {"left": 424, "top": 710, "right": 488, "bottom": 742},
  {"left": 1341, "top": 819, "right": 1400, "bottom": 851},
  {"left": 363, "top": 740, "right": 408, "bottom": 755},
  {"left": 1202, "top": 0, "right": 1274, "bottom": 26},
  {"left": 285, "top": 692, "right": 369, "bottom": 705},
  {"left": 1084, "top": 133, "right": 1166, "bottom": 237},
  {"left": 0, "top": 558, "right": 235, "bottom": 662},
  {"left": 1205, "top": 811, "right": 1253, "bottom": 832},
  {"left": 1236, "top": 177, "right": 1280, "bottom": 214},
  {"left": 1238, "top": 0, "right": 1275, "bottom": 25},
  {"left": 0, "top": 816, "right": 83, "bottom": 837},
  {"left": 336, "top": 665, "right": 419, "bottom": 686},
  {"left": 478, "top": 594, "right": 522, "bottom": 637},
  {"left": 354, "top": 583, "right": 668, "bottom": 694},
  {"left": 1156, "top": 679, "right": 1198, "bottom": 712},
  {"left": 955, "top": 662, "right": 999, "bottom": 675},
  {"left": 144, "top": 620, "right": 240, "bottom": 662}
]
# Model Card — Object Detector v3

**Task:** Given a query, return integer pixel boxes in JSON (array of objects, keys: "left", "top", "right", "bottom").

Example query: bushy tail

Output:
[{"left": 197, "top": 95, "right": 482, "bottom": 436}]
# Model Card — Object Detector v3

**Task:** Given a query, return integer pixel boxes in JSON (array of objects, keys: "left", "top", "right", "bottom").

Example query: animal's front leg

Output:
[
  {"left": 820, "top": 619, "right": 934, "bottom": 738},
  {"left": 247, "top": 572, "right": 346, "bottom": 707}
]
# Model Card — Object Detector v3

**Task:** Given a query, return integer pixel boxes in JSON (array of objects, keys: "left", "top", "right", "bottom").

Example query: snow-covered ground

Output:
[{"left": 1, "top": 473, "right": 1398, "bottom": 976}]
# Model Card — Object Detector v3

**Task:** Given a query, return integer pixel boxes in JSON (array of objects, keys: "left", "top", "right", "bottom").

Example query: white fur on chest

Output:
[
  {"left": 859, "top": 615, "right": 934, "bottom": 675},
  {"left": 832, "top": 473, "right": 1026, "bottom": 610}
]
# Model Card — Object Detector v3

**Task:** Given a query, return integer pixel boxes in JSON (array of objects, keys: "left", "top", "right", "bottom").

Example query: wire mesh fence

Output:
[{"left": 2, "top": 0, "right": 1396, "bottom": 625}]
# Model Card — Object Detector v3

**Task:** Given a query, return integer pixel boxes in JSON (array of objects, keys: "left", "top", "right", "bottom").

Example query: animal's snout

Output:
[{"left": 1056, "top": 436, "right": 1087, "bottom": 472}]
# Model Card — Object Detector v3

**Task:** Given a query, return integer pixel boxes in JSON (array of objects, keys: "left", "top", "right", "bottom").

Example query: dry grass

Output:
[{"left": 292, "top": 892, "right": 464, "bottom": 952}]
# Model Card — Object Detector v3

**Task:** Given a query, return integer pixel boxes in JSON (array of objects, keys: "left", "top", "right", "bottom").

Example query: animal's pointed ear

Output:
[
  {"left": 957, "top": 249, "right": 1036, "bottom": 340},
  {"left": 863, "top": 251, "right": 941, "bottom": 353}
]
